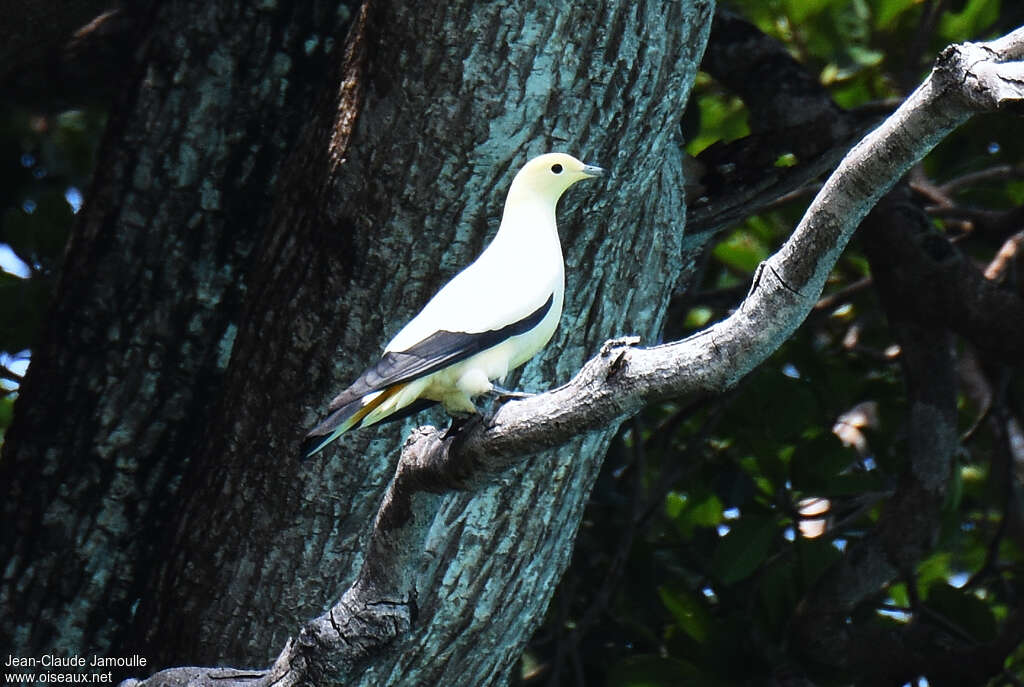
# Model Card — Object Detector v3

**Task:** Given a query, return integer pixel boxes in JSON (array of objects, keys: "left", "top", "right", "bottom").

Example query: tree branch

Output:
[
  {"left": 124, "top": 27, "right": 1024, "bottom": 687},
  {"left": 858, "top": 192, "right": 1024, "bottom": 363},
  {"left": 687, "top": 8, "right": 885, "bottom": 236}
]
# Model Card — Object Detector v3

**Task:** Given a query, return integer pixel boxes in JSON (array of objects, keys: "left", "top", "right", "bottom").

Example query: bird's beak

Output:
[{"left": 581, "top": 164, "right": 605, "bottom": 178}]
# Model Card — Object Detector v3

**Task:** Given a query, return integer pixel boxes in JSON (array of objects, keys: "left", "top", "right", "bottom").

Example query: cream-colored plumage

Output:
[{"left": 304, "top": 152, "right": 603, "bottom": 457}]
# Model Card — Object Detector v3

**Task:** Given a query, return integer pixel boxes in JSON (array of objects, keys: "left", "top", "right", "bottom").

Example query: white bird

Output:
[{"left": 303, "top": 152, "right": 604, "bottom": 457}]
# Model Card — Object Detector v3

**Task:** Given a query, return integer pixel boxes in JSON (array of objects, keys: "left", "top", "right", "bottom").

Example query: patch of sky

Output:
[{"left": 0, "top": 245, "right": 30, "bottom": 278}]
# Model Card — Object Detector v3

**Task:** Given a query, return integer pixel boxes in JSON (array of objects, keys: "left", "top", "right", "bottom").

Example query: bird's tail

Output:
[{"left": 302, "top": 383, "right": 408, "bottom": 459}]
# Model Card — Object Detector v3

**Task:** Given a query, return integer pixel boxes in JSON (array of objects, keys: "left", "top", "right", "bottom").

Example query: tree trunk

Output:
[
  {"left": 0, "top": 0, "right": 360, "bottom": 657},
  {"left": 1, "top": 0, "right": 715, "bottom": 683}
]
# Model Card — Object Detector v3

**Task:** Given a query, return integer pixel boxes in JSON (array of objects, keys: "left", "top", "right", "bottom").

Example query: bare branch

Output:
[
  {"left": 939, "top": 162, "right": 1024, "bottom": 196},
  {"left": 985, "top": 229, "right": 1024, "bottom": 280},
  {"left": 853, "top": 193, "right": 1024, "bottom": 362}
]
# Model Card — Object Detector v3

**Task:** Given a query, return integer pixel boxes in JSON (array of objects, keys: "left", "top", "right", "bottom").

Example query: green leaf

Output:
[
  {"left": 847, "top": 44, "right": 884, "bottom": 67},
  {"left": 938, "top": 0, "right": 1000, "bottom": 42},
  {"left": 659, "top": 585, "right": 713, "bottom": 642},
  {"left": 873, "top": 0, "right": 919, "bottom": 30},
  {"left": 759, "top": 561, "right": 799, "bottom": 632},
  {"left": 774, "top": 152, "right": 798, "bottom": 168},
  {"left": 0, "top": 272, "right": 49, "bottom": 354},
  {"left": 0, "top": 394, "right": 13, "bottom": 427},
  {"left": 783, "top": 0, "right": 833, "bottom": 24},
  {"left": 607, "top": 655, "right": 705, "bottom": 687},
  {"left": 684, "top": 307, "right": 712, "bottom": 329},
  {"left": 822, "top": 470, "right": 887, "bottom": 497},
  {"left": 888, "top": 582, "right": 910, "bottom": 607},
  {"left": 916, "top": 552, "right": 953, "bottom": 598},
  {"left": 713, "top": 227, "right": 770, "bottom": 274},
  {"left": 789, "top": 433, "right": 855, "bottom": 493},
  {"left": 797, "top": 537, "right": 843, "bottom": 589},
  {"left": 665, "top": 491, "right": 687, "bottom": 519},
  {"left": 2, "top": 189, "right": 74, "bottom": 267},
  {"left": 712, "top": 515, "right": 777, "bottom": 585},
  {"left": 686, "top": 90, "right": 750, "bottom": 156},
  {"left": 925, "top": 583, "right": 997, "bottom": 642},
  {"left": 667, "top": 489, "right": 723, "bottom": 538},
  {"left": 1006, "top": 180, "right": 1024, "bottom": 205},
  {"left": 723, "top": 367, "right": 823, "bottom": 446}
]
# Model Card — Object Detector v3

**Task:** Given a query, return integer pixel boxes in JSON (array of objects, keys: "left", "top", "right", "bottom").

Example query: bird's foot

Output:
[{"left": 443, "top": 412, "right": 482, "bottom": 440}]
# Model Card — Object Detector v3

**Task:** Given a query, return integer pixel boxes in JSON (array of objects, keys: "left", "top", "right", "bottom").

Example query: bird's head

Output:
[{"left": 507, "top": 152, "right": 605, "bottom": 204}]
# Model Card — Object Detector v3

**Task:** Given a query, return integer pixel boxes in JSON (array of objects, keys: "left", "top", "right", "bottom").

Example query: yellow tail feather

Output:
[
  {"left": 346, "top": 382, "right": 408, "bottom": 431},
  {"left": 304, "top": 382, "right": 411, "bottom": 459}
]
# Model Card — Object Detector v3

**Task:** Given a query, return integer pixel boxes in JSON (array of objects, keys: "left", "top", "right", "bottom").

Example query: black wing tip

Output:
[
  {"left": 299, "top": 434, "right": 325, "bottom": 461},
  {"left": 300, "top": 397, "right": 365, "bottom": 461}
]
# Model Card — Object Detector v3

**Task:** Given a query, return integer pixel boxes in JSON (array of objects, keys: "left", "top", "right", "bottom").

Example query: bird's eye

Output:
[{"left": 550, "top": 164, "right": 563, "bottom": 174}]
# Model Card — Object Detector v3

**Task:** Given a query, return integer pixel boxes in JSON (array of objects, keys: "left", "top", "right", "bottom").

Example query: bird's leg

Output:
[
  {"left": 487, "top": 384, "right": 534, "bottom": 403},
  {"left": 443, "top": 411, "right": 479, "bottom": 439},
  {"left": 477, "top": 385, "right": 534, "bottom": 427}
]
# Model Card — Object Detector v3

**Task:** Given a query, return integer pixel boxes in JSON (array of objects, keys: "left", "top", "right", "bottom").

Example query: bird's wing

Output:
[
  {"left": 385, "top": 237, "right": 562, "bottom": 351},
  {"left": 326, "top": 292, "right": 554, "bottom": 413}
]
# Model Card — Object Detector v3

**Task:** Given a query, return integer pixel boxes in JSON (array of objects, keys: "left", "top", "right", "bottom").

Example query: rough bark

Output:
[{"left": 1, "top": 0, "right": 359, "bottom": 658}]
